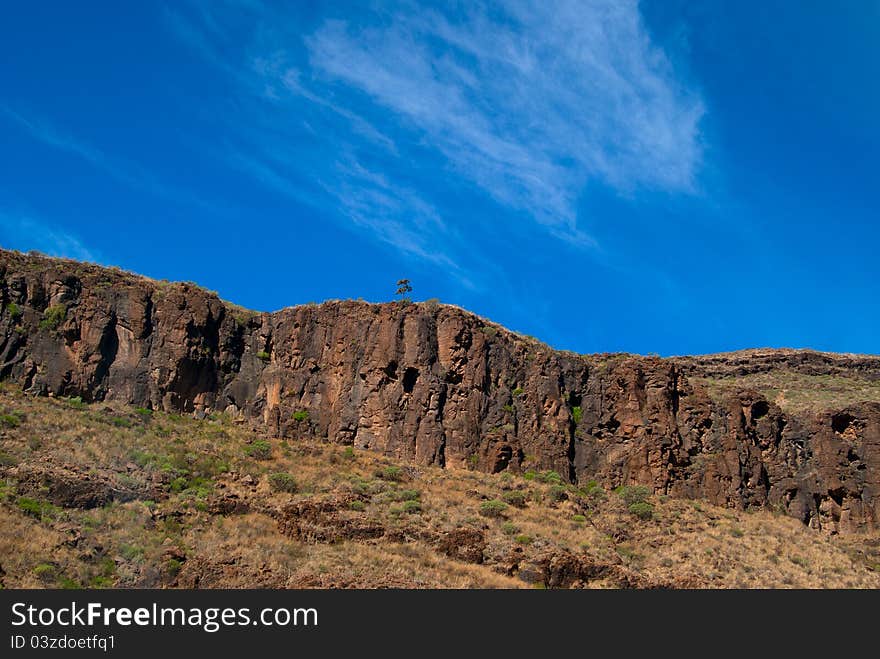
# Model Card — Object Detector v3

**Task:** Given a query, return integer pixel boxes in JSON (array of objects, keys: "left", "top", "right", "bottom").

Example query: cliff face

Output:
[{"left": 1, "top": 249, "right": 877, "bottom": 533}]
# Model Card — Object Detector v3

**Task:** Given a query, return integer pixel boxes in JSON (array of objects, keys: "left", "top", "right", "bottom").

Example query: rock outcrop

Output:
[{"left": 1, "top": 249, "right": 877, "bottom": 533}]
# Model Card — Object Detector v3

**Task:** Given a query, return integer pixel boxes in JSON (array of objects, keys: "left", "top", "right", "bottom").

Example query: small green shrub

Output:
[
  {"left": 90, "top": 576, "right": 115, "bottom": 588},
  {"left": 66, "top": 396, "right": 86, "bottom": 409},
  {"left": 522, "top": 470, "right": 537, "bottom": 481},
  {"left": 291, "top": 410, "right": 309, "bottom": 422},
  {"left": 256, "top": 350, "right": 271, "bottom": 361},
  {"left": 512, "top": 387, "right": 524, "bottom": 396},
  {"left": 169, "top": 477, "right": 189, "bottom": 493},
  {"left": 402, "top": 500, "right": 422, "bottom": 514},
  {"left": 134, "top": 407, "right": 152, "bottom": 417},
  {"left": 615, "top": 485, "right": 652, "bottom": 506},
  {"left": 111, "top": 416, "right": 133, "bottom": 428},
  {"left": 536, "top": 470, "right": 563, "bottom": 485},
  {"left": 342, "top": 446, "right": 356, "bottom": 459},
  {"left": 572, "top": 406, "right": 582, "bottom": 425},
  {"left": 17, "top": 497, "right": 57, "bottom": 520},
  {"left": 628, "top": 501, "right": 654, "bottom": 520},
  {"left": 166, "top": 558, "right": 183, "bottom": 577},
  {"left": 481, "top": 326, "right": 497, "bottom": 337},
  {"left": 501, "top": 490, "right": 527, "bottom": 508},
  {"left": 579, "top": 483, "right": 606, "bottom": 508},
  {"left": 5, "top": 302, "right": 22, "bottom": 319},
  {"left": 268, "top": 473, "right": 298, "bottom": 493},
  {"left": 39, "top": 304, "right": 66, "bottom": 330},
  {"left": 349, "top": 500, "right": 366, "bottom": 511},
  {"left": 58, "top": 576, "right": 82, "bottom": 589},
  {"left": 501, "top": 521, "right": 519, "bottom": 536},
  {"left": 515, "top": 534, "right": 533, "bottom": 545},
  {"left": 393, "top": 489, "right": 420, "bottom": 502},
  {"left": 548, "top": 485, "right": 568, "bottom": 502},
  {"left": 98, "top": 556, "right": 116, "bottom": 578},
  {"left": 120, "top": 544, "right": 145, "bottom": 562},
  {"left": 380, "top": 466, "right": 403, "bottom": 482},
  {"left": 245, "top": 440, "right": 272, "bottom": 459},
  {"left": 0, "top": 450, "right": 16, "bottom": 466},
  {"left": 479, "top": 499, "right": 508, "bottom": 518},
  {"left": 0, "top": 412, "right": 23, "bottom": 428},
  {"left": 502, "top": 404, "right": 514, "bottom": 413},
  {"left": 572, "top": 514, "right": 587, "bottom": 524},
  {"left": 33, "top": 563, "right": 56, "bottom": 580}
]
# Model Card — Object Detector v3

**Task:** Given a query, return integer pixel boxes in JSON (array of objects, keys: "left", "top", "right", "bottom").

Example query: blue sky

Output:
[{"left": 1, "top": 1, "right": 878, "bottom": 356}]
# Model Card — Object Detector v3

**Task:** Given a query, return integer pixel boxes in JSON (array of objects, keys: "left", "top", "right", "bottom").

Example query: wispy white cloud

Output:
[
  {"left": 304, "top": 1, "right": 704, "bottom": 236},
  {"left": 0, "top": 105, "right": 213, "bottom": 210},
  {"left": 0, "top": 211, "right": 97, "bottom": 262},
  {"left": 167, "top": 0, "right": 704, "bottom": 267}
]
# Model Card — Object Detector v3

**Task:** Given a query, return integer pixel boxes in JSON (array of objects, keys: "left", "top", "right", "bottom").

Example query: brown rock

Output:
[
  {"left": 1, "top": 249, "right": 877, "bottom": 532},
  {"left": 434, "top": 527, "right": 486, "bottom": 564}
]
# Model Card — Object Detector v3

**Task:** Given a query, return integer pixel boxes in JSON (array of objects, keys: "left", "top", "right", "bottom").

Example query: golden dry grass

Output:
[{"left": 692, "top": 371, "right": 880, "bottom": 414}]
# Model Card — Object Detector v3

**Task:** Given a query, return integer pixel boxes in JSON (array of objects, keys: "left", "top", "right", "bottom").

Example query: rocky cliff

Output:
[{"left": 1, "top": 249, "right": 877, "bottom": 533}]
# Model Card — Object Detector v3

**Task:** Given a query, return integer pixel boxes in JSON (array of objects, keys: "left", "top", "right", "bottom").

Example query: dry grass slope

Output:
[
  {"left": 691, "top": 372, "right": 880, "bottom": 415},
  {"left": 0, "top": 382, "right": 877, "bottom": 589}
]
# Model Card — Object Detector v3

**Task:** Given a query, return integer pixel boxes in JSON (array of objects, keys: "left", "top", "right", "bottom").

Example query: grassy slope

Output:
[
  {"left": 690, "top": 371, "right": 880, "bottom": 415},
  {"left": 0, "top": 383, "right": 878, "bottom": 589}
]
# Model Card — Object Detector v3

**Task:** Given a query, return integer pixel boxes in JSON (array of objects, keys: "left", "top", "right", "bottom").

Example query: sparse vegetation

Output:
[
  {"left": 66, "top": 396, "right": 87, "bottom": 410},
  {"left": 17, "top": 496, "right": 58, "bottom": 521},
  {"left": 4, "top": 302, "right": 22, "bottom": 319},
  {"left": 502, "top": 490, "right": 527, "bottom": 508},
  {"left": 39, "top": 304, "right": 67, "bottom": 331},
  {"left": 292, "top": 410, "right": 309, "bottom": 422},
  {"left": 535, "top": 470, "right": 563, "bottom": 485},
  {"left": 0, "top": 381, "right": 876, "bottom": 590},
  {"left": 501, "top": 522, "right": 518, "bottom": 536},
  {"left": 0, "top": 411, "right": 23, "bottom": 428},
  {"left": 256, "top": 350, "right": 271, "bottom": 361},
  {"left": 691, "top": 369, "right": 880, "bottom": 415},
  {"left": 402, "top": 500, "right": 422, "bottom": 514},
  {"left": 33, "top": 563, "right": 56, "bottom": 581},
  {"left": 268, "top": 473, "right": 298, "bottom": 493},
  {"left": 245, "top": 440, "right": 272, "bottom": 460},
  {"left": 479, "top": 499, "right": 508, "bottom": 518},
  {"left": 628, "top": 501, "right": 654, "bottom": 520},
  {"left": 380, "top": 466, "right": 404, "bottom": 482},
  {"left": 615, "top": 485, "right": 652, "bottom": 506}
]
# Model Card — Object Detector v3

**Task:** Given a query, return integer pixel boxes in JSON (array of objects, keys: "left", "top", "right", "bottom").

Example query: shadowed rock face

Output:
[{"left": 1, "top": 249, "right": 877, "bottom": 533}]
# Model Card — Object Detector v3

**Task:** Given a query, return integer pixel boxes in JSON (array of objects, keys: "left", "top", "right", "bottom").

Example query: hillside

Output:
[
  {"left": 0, "top": 249, "right": 878, "bottom": 554},
  {"left": 672, "top": 349, "right": 880, "bottom": 415},
  {"left": 1, "top": 386, "right": 878, "bottom": 588}
]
